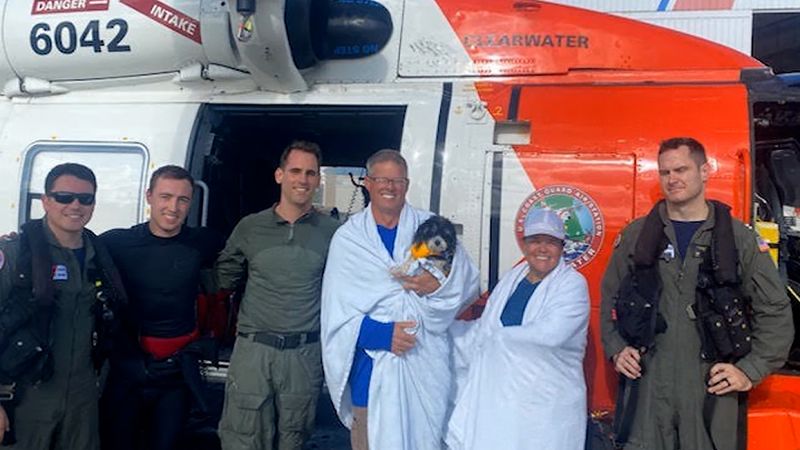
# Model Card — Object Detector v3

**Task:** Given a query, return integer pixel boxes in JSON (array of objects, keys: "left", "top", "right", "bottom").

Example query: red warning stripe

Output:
[
  {"left": 120, "top": 0, "right": 201, "bottom": 44},
  {"left": 673, "top": 0, "right": 735, "bottom": 10}
]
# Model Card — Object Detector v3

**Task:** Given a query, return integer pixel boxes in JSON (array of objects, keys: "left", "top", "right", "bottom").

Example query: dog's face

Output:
[
  {"left": 427, "top": 236, "right": 448, "bottom": 253},
  {"left": 413, "top": 216, "right": 457, "bottom": 255}
]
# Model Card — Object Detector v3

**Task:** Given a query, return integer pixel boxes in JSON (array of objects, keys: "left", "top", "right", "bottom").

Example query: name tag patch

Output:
[{"left": 52, "top": 264, "right": 68, "bottom": 281}]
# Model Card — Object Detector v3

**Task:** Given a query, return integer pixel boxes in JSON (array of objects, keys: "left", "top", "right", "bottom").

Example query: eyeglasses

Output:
[
  {"left": 47, "top": 192, "right": 96, "bottom": 206},
  {"left": 367, "top": 176, "right": 409, "bottom": 187}
]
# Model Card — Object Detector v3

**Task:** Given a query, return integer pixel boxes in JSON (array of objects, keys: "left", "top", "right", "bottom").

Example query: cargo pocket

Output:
[
  {"left": 220, "top": 391, "right": 269, "bottom": 436},
  {"left": 277, "top": 392, "right": 316, "bottom": 433}
]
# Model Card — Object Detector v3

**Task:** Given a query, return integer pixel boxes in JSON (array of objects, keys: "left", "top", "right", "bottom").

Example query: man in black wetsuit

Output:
[{"left": 100, "top": 165, "right": 223, "bottom": 450}]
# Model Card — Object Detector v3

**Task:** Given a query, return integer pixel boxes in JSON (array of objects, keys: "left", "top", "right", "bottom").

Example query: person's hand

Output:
[
  {"left": 0, "top": 403, "right": 9, "bottom": 444},
  {"left": 397, "top": 271, "right": 440, "bottom": 296},
  {"left": 612, "top": 346, "right": 642, "bottom": 379},
  {"left": 707, "top": 363, "right": 753, "bottom": 395},
  {"left": 391, "top": 321, "right": 417, "bottom": 356}
]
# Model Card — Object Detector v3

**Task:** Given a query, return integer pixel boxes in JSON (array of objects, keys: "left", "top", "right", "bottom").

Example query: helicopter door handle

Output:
[{"left": 195, "top": 180, "right": 210, "bottom": 227}]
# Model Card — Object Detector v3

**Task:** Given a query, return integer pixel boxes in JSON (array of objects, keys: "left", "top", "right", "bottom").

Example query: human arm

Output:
[
  {"left": 612, "top": 346, "right": 642, "bottom": 380},
  {"left": 198, "top": 228, "right": 225, "bottom": 294},
  {"left": 0, "top": 239, "right": 20, "bottom": 310},
  {"left": 395, "top": 270, "right": 440, "bottom": 296},
  {"left": 707, "top": 362, "right": 752, "bottom": 395},
  {"left": 409, "top": 245, "right": 480, "bottom": 334},
  {"left": 356, "top": 316, "right": 417, "bottom": 356},
  {"left": 0, "top": 403, "right": 8, "bottom": 444},
  {"left": 600, "top": 229, "right": 636, "bottom": 363},
  {"left": 390, "top": 321, "right": 417, "bottom": 355},
  {"left": 214, "top": 223, "right": 248, "bottom": 291},
  {"left": 731, "top": 227, "right": 793, "bottom": 385}
]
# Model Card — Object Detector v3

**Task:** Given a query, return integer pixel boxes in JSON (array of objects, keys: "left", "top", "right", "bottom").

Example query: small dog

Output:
[{"left": 392, "top": 215, "right": 457, "bottom": 282}]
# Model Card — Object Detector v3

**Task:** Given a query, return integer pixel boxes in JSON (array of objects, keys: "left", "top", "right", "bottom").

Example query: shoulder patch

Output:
[{"left": 756, "top": 235, "right": 770, "bottom": 253}]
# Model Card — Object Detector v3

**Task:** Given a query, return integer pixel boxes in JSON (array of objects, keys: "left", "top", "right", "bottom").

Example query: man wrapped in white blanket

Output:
[
  {"left": 447, "top": 208, "right": 590, "bottom": 450},
  {"left": 321, "top": 150, "right": 479, "bottom": 450}
]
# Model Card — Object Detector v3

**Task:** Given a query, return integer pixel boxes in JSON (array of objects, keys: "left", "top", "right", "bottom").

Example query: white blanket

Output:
[
  {"left": 446, "top": 260, "right": 589, "bottom": 450},
  {"left": 321, "top": 204, "right": 479, "bottom": 450}
]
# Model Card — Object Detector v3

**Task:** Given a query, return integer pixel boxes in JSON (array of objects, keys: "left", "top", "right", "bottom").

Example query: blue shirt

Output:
[
  {"left": 500, "top": 278, "right": 539, "bottom": 326},
  {"left": 671, "top": 220, "right": 704, "bottom": 261},
  {"left": 376, "top": 225, "right": 397, "bottom": 256},
  {"left": 349, "top": 224, "right": 397, "bottom": 407},
  {"left": 72, "top": 247, "right": 87, "bottom": 272}
]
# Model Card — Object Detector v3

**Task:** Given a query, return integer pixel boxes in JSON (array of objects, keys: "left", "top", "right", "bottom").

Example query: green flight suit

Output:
[
  {"left": 601, "top": 202, "right": 793, "bottom": 450},
  {"left": 216, "top": 207, "right": 338, "bottom": 450},
  {"left": 0, "top": 221, "right": 101, "bottom": 450}
]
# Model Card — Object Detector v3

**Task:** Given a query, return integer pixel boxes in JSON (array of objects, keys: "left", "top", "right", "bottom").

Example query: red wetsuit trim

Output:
[{"left": 140, "top": 328, "right": 199, "bottom": 359}]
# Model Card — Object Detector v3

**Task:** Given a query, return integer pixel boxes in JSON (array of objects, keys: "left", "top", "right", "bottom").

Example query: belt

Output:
[{"left": 238, "top": 330, "right": 320, "bottom": 350}]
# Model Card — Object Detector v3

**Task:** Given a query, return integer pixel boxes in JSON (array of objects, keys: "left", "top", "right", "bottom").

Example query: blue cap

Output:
[{"left": 523, "top": 208, "right": 566, "bottom": 240}]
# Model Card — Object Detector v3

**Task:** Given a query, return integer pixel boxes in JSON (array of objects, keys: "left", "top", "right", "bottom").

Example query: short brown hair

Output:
[
  {"left": 148, "top": 165, "right": 194, "bottom": 192},
  {"left": 45, "top": 163, "right": 97, "bottom": 194},
  {"left": 279, "top": 140, "right": 322, "bottom": 169},
  {"left": 658, "top": 137, "right": 707, "bottom": 167}
]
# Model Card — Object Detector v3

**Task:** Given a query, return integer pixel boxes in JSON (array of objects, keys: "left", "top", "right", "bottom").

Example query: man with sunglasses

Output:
[
  {"left": 216, "top": 141, "right": 339, "bottom": 450},
  {"left": 0, "top": 163, "right": 126, "bottom": 450},
  {"left": 98, "top": 165, "right": 224, "bottom": 450},
  {"left": 321, "top": 149, "right": 479, "bottom": 450}
]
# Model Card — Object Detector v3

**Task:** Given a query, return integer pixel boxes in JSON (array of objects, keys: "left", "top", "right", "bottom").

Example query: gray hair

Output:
[{"left": 366, "top": 149, "right": 408, "bottom": 176}]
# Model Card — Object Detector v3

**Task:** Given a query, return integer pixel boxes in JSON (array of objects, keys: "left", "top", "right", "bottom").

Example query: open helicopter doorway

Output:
[
  {"left": 187, "top": 104, "right": 407, "bottom": 237},
  {"left": 751, "top": 92, "right": 800, "bottom": 369}
]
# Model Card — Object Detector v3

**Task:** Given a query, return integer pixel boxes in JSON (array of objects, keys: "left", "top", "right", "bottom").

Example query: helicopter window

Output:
[{"left": 20, "top": 141, "right": 147, "bottom": 231}]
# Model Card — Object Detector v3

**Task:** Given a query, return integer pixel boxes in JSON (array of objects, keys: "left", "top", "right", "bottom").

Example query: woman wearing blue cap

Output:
[{"left": 446, "top": 208, "right": 590, "bottom": 450}]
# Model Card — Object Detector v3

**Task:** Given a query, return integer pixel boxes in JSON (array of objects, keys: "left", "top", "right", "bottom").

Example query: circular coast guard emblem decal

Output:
[{"left": 515, "top": 185, "right": 605, "bottom": 269}]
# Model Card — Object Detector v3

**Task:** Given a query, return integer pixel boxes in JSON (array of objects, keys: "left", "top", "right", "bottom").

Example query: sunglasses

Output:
[{"left": 47, "top": 191, "right": 96, "bottom": 206}]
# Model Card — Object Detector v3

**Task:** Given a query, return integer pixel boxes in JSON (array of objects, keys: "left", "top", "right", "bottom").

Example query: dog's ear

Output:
[
  {"left": 413, "top": 218, "right": 434, "bottom": 243},
  {"left": 440, "top": 217, "right": 457, "bottom": 247},
  {"left": 415, "top": 215, "right": 458, "bottom": 245}
]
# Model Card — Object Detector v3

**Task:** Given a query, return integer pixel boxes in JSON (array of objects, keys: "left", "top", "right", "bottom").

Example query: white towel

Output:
[{"left": 447, "top": 259, "right": 590, "bottom": 450}]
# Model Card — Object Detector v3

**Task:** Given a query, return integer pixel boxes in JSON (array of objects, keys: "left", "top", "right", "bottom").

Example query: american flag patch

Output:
[{"left": 756, "top": 236, "right": 770, "bottom": 253}]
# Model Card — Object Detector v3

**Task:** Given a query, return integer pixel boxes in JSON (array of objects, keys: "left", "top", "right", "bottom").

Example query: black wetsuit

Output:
[{"left": 99, "top": 223, "right": 223, "bottom": 450}]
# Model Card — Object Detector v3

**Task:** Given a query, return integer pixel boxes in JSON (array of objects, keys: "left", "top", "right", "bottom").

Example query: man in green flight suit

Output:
[
  {"left": 0, "top": 163, "right": 125, "bottom": 450},
  {"left": 216, "top": 141, "right": 339, "bottom": 450},
  {"left": 601, "top": 137, "right": 793, "bottom": 449}
]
